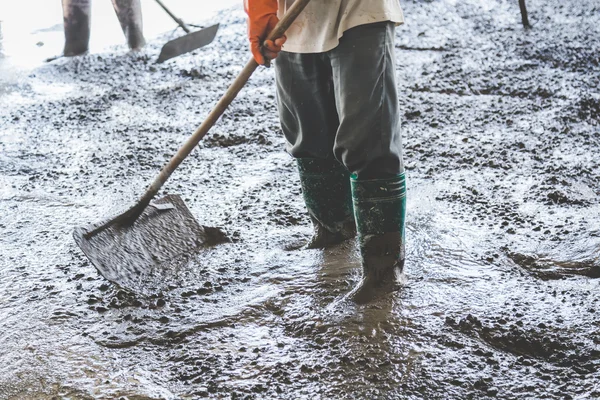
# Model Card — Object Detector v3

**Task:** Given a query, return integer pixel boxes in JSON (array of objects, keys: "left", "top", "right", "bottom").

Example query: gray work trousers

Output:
[{"left": 274, "top": 22, "right": 404, "bottom": 178}]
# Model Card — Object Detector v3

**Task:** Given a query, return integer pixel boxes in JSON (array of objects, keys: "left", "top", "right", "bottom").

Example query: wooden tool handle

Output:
[
  {"left": 262, "top": 0, "right": 308, "bottom": 67},
  {"left": 138, "top": 0, "right": 312, "bottom": 205},
  {"left": 266, "top": 0, "right": 307, "bottom": 41}
]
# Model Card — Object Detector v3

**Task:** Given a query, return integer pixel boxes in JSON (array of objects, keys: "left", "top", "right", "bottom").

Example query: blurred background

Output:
[{"left": 0, "top": 0, "right": 238, "bottom": 68}]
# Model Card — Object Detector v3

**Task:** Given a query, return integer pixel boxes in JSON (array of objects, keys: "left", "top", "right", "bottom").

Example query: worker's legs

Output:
[
  {"left": 329, "top": 22, "right": 407, "bottom": 302},
  {"left": 295, "top": 157, "right": 355, "bottom": 248},
  {"left": 111, "top": 0, "right": 146, "bottom": 50},
  {"left": 275, "top": 52, "right": 355, "bottom": 248},
  {"left": 329, "top": 21, "right": 404, "bottom": 178},
  {"left": 275, "top": 51, "right": 339, "bottom": 159},
  {"left": 350, "top": 172, "right": 406, "bottom": 302},
  {"left": 62, "top": 0, "right": 91, "bottom": 56}
]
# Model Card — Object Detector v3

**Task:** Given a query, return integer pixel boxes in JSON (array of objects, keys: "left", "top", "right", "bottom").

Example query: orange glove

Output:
[{"left": 244, "top": 0, "right": 287, "bottom": 65}]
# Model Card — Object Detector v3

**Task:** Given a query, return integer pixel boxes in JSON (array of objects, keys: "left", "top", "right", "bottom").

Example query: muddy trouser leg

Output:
[
  {"left": 329, "top": 21, "right": 403, "bottom": 178},
  {"left": 329, "top": 22, "right": 406, "bottom": 302},
  {"left": 275, "top": 52, "right": 355, "bottom": 248},
  {"left": 111, "top": 0, "right": 146, "bottom": 49},
  {"left": 62, "top": 0, "right": 91, "bottom": 56}
]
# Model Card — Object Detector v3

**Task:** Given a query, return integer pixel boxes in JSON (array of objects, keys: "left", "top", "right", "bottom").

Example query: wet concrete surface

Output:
[{"left": 1, "top": 0, "right": 599, "bottom": 398}]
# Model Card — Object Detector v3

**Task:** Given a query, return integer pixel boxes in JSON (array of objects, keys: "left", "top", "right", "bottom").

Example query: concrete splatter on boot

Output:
[
  {"left": 296, "top": 158, "right": 356, "bottom": 249},
  {"left": 62, "top": 0, "right": 91, "bottom": 56},
  {"left": 111, "top": 0, "right": 146, "bottom": 50},
  {"left": 349, "top": 173, "right": 406, "bottom": 303}
]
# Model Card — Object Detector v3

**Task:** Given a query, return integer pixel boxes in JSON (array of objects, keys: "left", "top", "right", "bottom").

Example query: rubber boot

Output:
[
  {"left": 296, "top": 158, "right": 356, "bottom": 249},
  {"left": 111, "top": 0, "right": 146, "bottom": 50},
  {"left": 350, "top": 173, "right": 406, "bottom": 303},
  {"left": 62, "top": 0, "right": 91, "bottom": 56}
]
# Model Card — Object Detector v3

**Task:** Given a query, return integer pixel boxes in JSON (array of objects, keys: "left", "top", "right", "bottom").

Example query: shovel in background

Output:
[
  {"left": 155, "top": 0, "right": 220, "bottom": 63},
  {"left": 73, "top": 0, "right": 313, "bottom": 287}
]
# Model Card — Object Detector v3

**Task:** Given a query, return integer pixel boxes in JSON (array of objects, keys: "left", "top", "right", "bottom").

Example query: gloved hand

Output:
[{"left": 244, "top": 0, "right": 287, "bottom": 65}]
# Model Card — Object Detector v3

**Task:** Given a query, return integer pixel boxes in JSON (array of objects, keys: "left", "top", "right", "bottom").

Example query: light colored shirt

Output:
[{"left": 277, "top": 0, "right": 404, "bottom": 53}]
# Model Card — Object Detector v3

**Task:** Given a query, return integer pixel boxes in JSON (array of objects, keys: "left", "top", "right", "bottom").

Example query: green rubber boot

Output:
[
  {"left": 296, "top": 158, "right": 356, "bottom": 249},
  {"left": 350, "top": 173, "right": 407, "bottom": 303}
]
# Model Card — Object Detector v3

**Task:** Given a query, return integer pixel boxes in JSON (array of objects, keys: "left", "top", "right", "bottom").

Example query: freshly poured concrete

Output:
[{"left": 0, "top": 0, "right": 599, "bottom": 398}]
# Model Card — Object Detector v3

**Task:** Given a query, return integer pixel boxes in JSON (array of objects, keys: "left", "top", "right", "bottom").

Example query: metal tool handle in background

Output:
[
  {"left": 138, "top": 0, "right": 312, "bottom": 209},
  {"left": 154, "top": 0, "right": 192, "bottom": 33}
]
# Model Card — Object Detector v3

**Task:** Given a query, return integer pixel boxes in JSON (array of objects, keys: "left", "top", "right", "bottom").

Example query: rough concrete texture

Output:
[{"left": 0, "top": 0, "right": 599, "bottom": 398}]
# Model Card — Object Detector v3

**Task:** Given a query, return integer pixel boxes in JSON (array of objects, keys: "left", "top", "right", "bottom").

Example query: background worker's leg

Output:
[
  {"left": 275, "top": 53, "right": 355, "bottom": 248},
  {"left": 329, "top": 22, "right": 406, "bottom": 302},
  {"left": 329, "top": 22, "right": 404, "bottom": 179},
  {"left": 62, "top": 0, "right": 91, "bottom": 56},
  {"left": 111, "top": 0, "right": 145, "bottom": 50}
]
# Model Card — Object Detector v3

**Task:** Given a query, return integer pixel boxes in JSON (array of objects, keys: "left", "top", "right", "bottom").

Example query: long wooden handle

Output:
[
  {"left": 264, "top": 0, "right": 308, "bottom": 41},
  {"left": 138, "top": 0, "right": 311, "bottom": 206},
  {"left": 154, "top": 0, "right": 191, "bottom": 33}
]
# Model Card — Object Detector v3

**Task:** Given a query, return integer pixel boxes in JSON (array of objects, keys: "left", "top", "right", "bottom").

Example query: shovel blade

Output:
[
  {"left": 157, "top": 23, "right": 219, "bottom": 63},
  {"left": 74, "top": 194, "right": 214, "bottom": 288}
]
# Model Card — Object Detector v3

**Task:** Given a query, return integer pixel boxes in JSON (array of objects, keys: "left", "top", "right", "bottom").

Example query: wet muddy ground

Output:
[{"left": 1, "top": 0, "right": 599, "bottom": 398}]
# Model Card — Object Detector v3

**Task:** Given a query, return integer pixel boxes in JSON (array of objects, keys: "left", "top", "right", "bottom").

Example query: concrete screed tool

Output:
[
  {"left": 74, "top": 0, "right": 313, "bottom": 287},
  {"left": 154, "top": 0, "right": 220, "bottom": 63}
]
